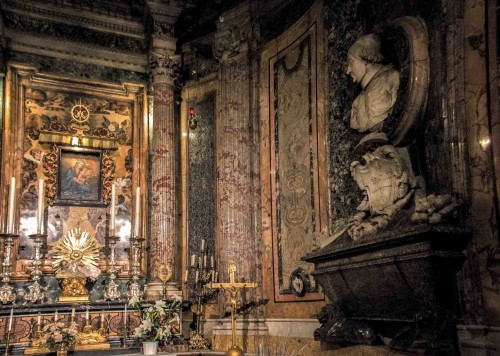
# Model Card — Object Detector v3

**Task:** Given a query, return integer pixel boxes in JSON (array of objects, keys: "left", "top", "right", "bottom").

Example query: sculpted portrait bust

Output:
[{"left": 347, "top": 34, "right": 400, "bottom": 133}]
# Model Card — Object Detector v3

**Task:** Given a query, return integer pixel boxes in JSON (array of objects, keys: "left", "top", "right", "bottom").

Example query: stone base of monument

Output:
[{"left": 303, "top": 222, "right": 471, "bottom": 355}]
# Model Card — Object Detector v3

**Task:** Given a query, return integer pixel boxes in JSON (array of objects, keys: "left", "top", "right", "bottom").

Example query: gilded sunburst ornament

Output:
[{"left": 50, "top": 228, "right": 102, "bottom": 281}]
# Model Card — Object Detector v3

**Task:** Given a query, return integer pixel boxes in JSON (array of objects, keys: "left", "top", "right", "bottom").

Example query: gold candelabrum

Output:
[
  {"left": 76, "top": 311, "right": 110, "bottom": 350},
  {"left": 0, "top": 233, "right": 18, "bottom": 304},
  {"left": 127, "top": 236, "right": 144, "bottom": 300},
  {"left": 24, "top": 234, "right": 47, "bottom": 303},
  {"left": 185, "top": 241, "right": 218, "bottom": 350},
  {"left": 104, "top": 234, "right": 121, "bottom": 301}
]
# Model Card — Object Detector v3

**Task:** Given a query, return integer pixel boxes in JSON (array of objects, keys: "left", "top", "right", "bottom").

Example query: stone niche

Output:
[{"left": 303, "top": 14, "right": 470, "bottom": 355}]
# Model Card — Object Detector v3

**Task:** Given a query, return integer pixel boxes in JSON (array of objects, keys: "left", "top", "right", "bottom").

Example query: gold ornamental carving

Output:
[
  {"left": 43, "top": 144, "right": 58, "bottom": 206},
  {"left": 49, "top": 228, "right": 101, "bottom": 302},
  {"left": 101, "top": 150, "right": 115, "bottom": 205}
]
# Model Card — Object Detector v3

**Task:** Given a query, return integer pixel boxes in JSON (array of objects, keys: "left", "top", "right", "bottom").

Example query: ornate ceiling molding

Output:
[
  {"left": 6, "top": 29, "right": 147, "bottom": 73},
  {"left": 2, "top": 0, "right": 145, "bottom": 38}
]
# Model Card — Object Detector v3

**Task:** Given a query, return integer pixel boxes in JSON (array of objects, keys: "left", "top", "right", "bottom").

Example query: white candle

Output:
[
  {"left": 195, "top": 270, "right": 199, "bottom": 283},
  {"left": 7, "top": 177, "right": 15, "bottom": 234},
  {"left": 85, "top": 309, "right": 89, "bottom": 321},
  {"left": 71, "top": 307, "right": 75, "bottom": 320},
  {"left": 54, "top": 311, "right": 58, "bottom": 321},
  {"left": 101, "top": 313, "right": 105, "bottom": 326},
  {"left": 37, "top": 313, "right": 41, "bottom": 326},
  {"left": 211, "top": 256, "right": 214, "bottom": 268},
  {"left": 110, "top": 183, "right": 116, "bottom": 233},
  {"left": 124, "top": 303, "right": 128, "bottom": 330},
  {"left": 215, "top": 272, "right": 219, "bottom": 282},
  {"left": 184, "top": 270, "right": 189, "bottom": 283},
  {"left": 7, "top": 308, "right": 13, "bottom": 332},
  {"left": 37, "top": 179, "right": 44, "bottom": 234},
  {"left": 201, "top": 239, "right": 205, "bottom": 251},
  {"left": 134, "top": 187, "right": 140, "bottom": 237},
  {"left": 203, "top": 255, "right": 207, "bottom": 268},
  {"left": 211, "top": 270, "right": 215, "bottom": 282},
  {"left": 191, "top": 254, "right": 195, "bottom": 266}
]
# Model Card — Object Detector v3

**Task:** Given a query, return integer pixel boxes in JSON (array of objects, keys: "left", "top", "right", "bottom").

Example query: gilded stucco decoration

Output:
[{"left": 42, "top": 145, "right": 58, "bottom": 206}]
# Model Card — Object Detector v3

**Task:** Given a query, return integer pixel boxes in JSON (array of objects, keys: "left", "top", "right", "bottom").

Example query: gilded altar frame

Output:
[{"left": 1, "top": 63, "right": 149, "bottom": 280}]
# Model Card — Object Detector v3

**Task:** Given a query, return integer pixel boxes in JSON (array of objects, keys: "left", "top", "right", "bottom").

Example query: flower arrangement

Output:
[
  {"left": 130, "top": 295, "right": 182, "bottom": 343},
  {"left": 42, "top": 320, "right": 80, "bottom": 351}
]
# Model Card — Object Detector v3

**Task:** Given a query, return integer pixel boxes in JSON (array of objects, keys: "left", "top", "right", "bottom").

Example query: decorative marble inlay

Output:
[{"left": 187, "top": 94, "right": 216, "bottom": 273}]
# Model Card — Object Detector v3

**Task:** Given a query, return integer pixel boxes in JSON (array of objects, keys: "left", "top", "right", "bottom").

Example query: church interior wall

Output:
[{"left": 0, "top": 0, "right": 499, "bottom": 354}]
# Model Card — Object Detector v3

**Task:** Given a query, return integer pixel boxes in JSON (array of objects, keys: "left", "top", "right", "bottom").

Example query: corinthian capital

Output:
[
  {"left": 213, "top": 2, "right": 259, "bottom": 62},
  {"left": 149, "top": 52, "right": 181, "bottom": 87}
]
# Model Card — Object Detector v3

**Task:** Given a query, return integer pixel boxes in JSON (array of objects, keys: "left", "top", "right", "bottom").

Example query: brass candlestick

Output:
[
  {"left": 0, "top": 233, "right": 18, "bottom": 304},
  {"left": 104, "top": 234, "right": 121, "bottom": 301},
  {"left": 127, "top": 236, "right": 144, "bottom": 299},
  {"left": 186, "top": 244, "right": 217, "bottom": 350},
  {"left": 25, "top": 234, "right": 47, "bottom": 303}
]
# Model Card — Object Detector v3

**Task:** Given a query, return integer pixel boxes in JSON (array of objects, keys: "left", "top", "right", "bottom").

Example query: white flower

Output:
[
  {"left": 129, "top": 296, "right": 139, "bottom": 306},
  {"left": 141, "top": 319, "right": 152, "bottom": 332},
  {"left": 173, "top": 294, "right": 182, "bottom": 303},
  {"left": 134, "top": 326, "right": 144, "bottom": 337}
]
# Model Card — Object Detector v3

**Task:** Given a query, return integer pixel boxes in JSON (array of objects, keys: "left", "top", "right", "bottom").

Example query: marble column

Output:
[
  {"left": 145, "top": 2, "right": 182, "bottom": 298},
  {"left": 213, "top": 1, "right": 262, "bottom": 306}
]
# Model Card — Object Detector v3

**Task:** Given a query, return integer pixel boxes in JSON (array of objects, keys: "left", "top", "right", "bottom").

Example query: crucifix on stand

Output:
[{"left": 205, "top": 259, "right": 258, "bottom": 356}]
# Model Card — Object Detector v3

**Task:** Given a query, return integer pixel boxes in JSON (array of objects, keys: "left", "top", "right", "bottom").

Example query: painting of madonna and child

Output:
[{"left": 58, "top": 149, "right": 102, "bottom": 205}]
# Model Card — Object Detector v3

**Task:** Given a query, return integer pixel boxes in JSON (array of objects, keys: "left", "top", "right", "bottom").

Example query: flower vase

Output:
[
  {"left": 56, "top": 347, "right": 68, "bottom": 356},
  {"left": 142, "top": 341, "right": 158, "bottom": 355}
]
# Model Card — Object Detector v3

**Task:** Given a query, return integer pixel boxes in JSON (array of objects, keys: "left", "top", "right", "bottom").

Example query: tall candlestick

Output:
[
  {"left": 37, "top": 179, "right": 44, "bottom": 234},
  {"left": 134, "top": 187, "right": 140, "bottom": 237},
  {"left": 7, "top": 308, "right": 13, "bottom": 332},
  {"left": 7, "top": 177, "right": 15, "bottom": 234},
  {"left": 110, "top": 183, "right": 116, "bottom": 233}
]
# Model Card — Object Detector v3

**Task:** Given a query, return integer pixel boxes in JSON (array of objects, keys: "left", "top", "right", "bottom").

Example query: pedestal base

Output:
[
  {"left": 303, "top": 223, "right": 471, "bottom": 354},
  {"left": 75, "top": 343, "right": 111, "bottom": 351},
  {"left": 145, "top": 281, "right": 182, "bottom": 300},
  {"left": 24, "top": 346, "right": 50, "bottom": 355},
  {"left": 58, "top": 295, "right": 90, "bottom": 303}
]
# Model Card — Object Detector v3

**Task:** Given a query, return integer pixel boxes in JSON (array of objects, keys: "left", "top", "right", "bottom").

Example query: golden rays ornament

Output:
[{"left": 50, "top": 228, "right": 102, "bottom": 303}]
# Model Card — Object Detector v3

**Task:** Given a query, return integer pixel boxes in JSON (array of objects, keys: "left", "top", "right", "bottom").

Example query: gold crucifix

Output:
[{"left": 205, "top": 258, "right": 259, "bottom": 356}]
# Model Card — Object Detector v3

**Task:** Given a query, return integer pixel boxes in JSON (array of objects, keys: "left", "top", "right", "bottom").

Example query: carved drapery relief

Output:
[
  {"left": 275, "top": 39, "right": 319, "bottom": 294},
  {"left": 260, "top": 1, "right": 328, "bottom": 302}
]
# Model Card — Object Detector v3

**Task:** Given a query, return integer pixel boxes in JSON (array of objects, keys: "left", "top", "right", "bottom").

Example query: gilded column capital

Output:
[{"left": 213, "top": 2, "right": 259, "bottom": 62}]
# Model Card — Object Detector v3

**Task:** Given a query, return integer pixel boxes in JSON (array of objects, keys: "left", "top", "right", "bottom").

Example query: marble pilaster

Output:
[
  {"left": 145, "top": 1, "right": 182, "bottom": 298},
  {"left": 213, "top": 2, "right": 260, "bottom": 304}
]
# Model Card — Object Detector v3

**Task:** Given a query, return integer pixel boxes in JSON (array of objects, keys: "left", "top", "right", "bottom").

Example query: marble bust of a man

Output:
[{"left": 347, "top": 34, "right": 400, "bottom": 133}]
